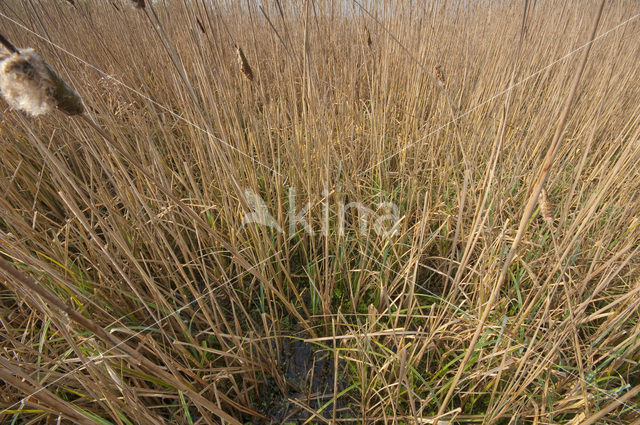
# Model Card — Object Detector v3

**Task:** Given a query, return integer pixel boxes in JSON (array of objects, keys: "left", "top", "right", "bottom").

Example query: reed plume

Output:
[
  {"left": 434, "top": 65, "right": 446, "bottom": 85},
  {"left": 539, "top": 188, "right": 554, "bottom": 226},
  {"left": 236, "top": 46, "right": 254, "bottom": 81},
  {"left": 130, "top": 0, "right": 145, "bottom": 9}
]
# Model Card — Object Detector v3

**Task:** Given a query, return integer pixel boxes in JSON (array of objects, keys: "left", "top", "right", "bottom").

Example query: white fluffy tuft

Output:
[{"left": 0, "top": 48, "right": 56, "bottom": 116}]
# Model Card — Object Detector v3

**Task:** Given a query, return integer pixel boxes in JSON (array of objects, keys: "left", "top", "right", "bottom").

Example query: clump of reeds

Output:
[
  {"left": 0, "top": 39, "right": 83, "bottom": 116},
  {"left": 236, "top": 46, "right": 254, "bottom": 81}
]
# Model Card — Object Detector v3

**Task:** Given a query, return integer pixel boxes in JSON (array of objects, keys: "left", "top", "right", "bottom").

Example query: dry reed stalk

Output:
[
  {"left": 0, "top": 256, "right": 243, "bottom": 425},
  {"left": 236, "top": 45, "right": 254, "bottom": 81},
  {"left": 0, "top": 34, "right": 19, "bottom": 55},
  {"left": 196, "top": 17, "right": 206, "bottom": 34},
  {"left": 2, "top": 1, "right": 638, "bottom": 423},
  {"left": 437, "top": 0, "right": 607, "bottom": 414}
]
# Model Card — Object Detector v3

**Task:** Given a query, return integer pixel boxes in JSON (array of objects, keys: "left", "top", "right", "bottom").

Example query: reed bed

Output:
[{"left": 0, "top": 0, "right": 639, "bottom": 424}]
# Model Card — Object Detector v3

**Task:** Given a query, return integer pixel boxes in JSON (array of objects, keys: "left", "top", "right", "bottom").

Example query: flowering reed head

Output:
[
  {"left": 434, "top": 65, "right": 446, "bottom": 85},
  {"left": 236, "top": 46, "right": 254, "bottom": 81},
  {"left": 0, "top": 46, "right": 84, "bottom": 116},
  {"left": 539, "top": 188, "right": 554, "bottom": 226}
]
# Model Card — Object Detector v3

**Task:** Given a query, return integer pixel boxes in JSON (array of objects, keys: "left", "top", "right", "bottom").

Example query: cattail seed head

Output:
[
  {"left": 539, "top": 188, "right": 554, "bottom": 226},
  {"left": 0, "top": 47, "right": 84, "bottom": 116},
  {"left": 46, "top": 62, "right": 84, "bottom": 115},
  {"left": 365, "top": 27, "right": 372, "bottom": 48},
  {"left": 236, "top": 46, "right": 254, "bottom": 81},
  {"left": 0, "top": 48, "right": 56, "bottom": 116}
]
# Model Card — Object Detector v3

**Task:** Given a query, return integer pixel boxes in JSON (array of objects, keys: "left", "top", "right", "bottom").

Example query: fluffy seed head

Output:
[
  {"left": 539, "top": 188, "right": 554, "bottom": 225},
  {"left": 0, "top": 47, "right": 84, "bottom": 116},
  {"left": 236, "top": 46, "right": 254, "bottom": 81},
  {"left": 0, "top": 48, "right": 56, "bottom": 116}
]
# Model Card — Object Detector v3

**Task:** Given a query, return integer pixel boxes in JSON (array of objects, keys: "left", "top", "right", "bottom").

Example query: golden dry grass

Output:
[{"left": 0, "top": 0, "right": 639, "bottom": 424}]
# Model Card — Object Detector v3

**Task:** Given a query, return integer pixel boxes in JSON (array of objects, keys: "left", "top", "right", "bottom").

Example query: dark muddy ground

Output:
[{"left": 252, "top": 335, "right": 355, "bottom": 424}]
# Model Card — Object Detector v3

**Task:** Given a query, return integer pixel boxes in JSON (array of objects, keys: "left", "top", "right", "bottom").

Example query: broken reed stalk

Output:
[
  {"left": 577, "top": 385, "right": 640, "bottom": 425},
  {"left": 437, "top": 0, "right": 607, "bottom": 415},
  {"left": 0, "top": 358, "right": 94, "bottom": 424},
  {"left": 0, "top": 256, "right": 243, "bottom": 425}
]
